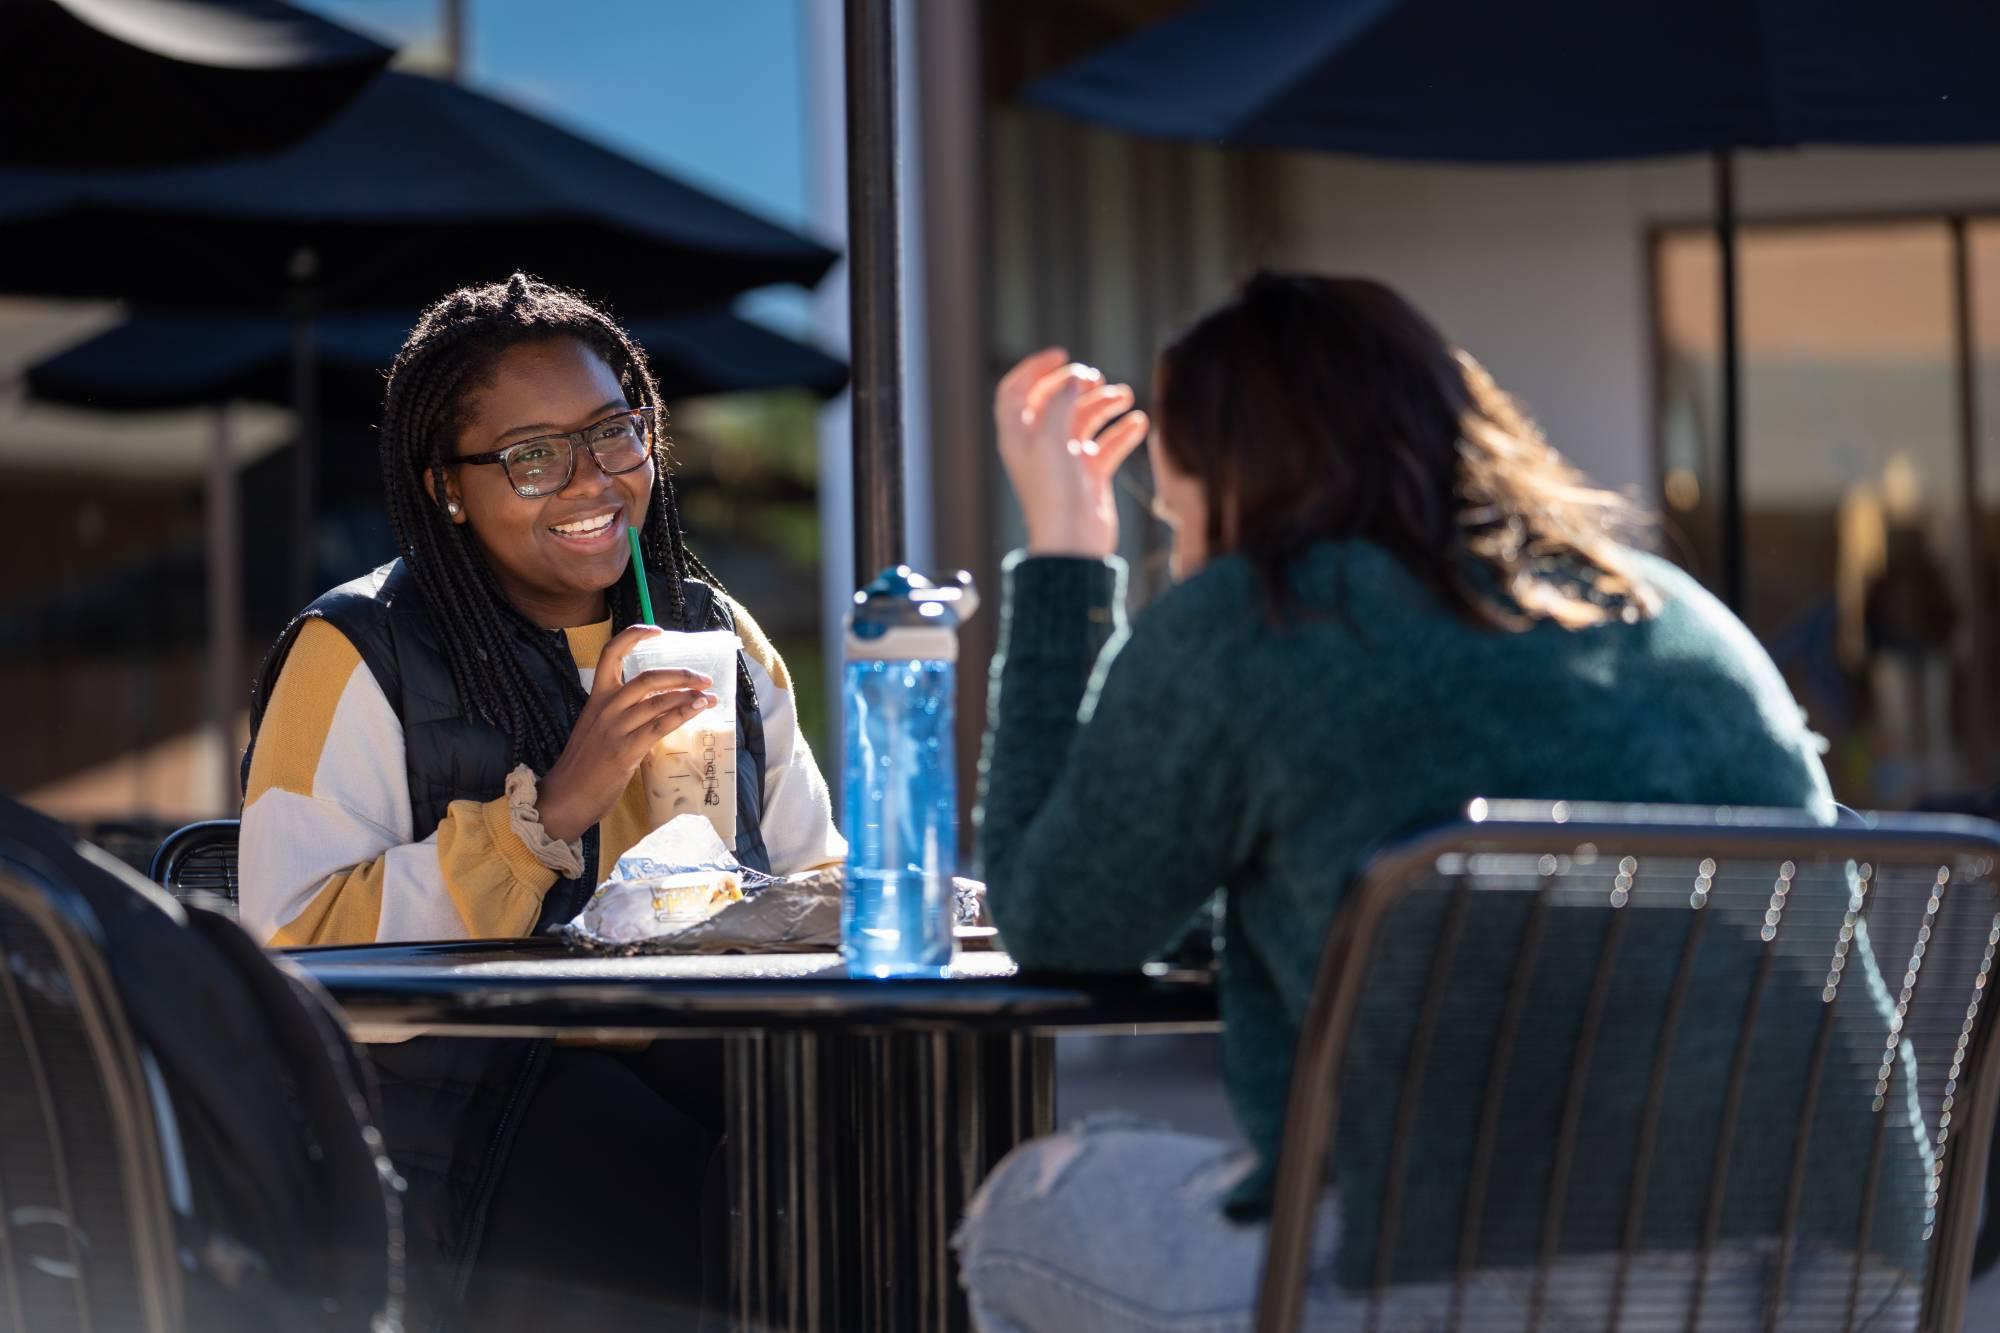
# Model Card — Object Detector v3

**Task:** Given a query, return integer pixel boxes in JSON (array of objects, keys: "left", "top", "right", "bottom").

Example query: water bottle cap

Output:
[
  {"left": 846, "top": 566, "right": 979, "bottom": 660},
  {"left": 854, "top": 564, "right": 928, "bottom": 601},
  {"left": 848, "top": 567, "right": 978, "bottom": 626}
]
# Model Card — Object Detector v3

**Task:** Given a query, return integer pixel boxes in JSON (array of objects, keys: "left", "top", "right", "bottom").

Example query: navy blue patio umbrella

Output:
[
  {"left": 24, "top": 309, "right": 850, "bottom": 417},
  {"left": 1027, "top": 0, "right": 2000, "bottom": 613},
  {"left": 0, "top": 0, "right": 392, "bottom": 167},
  {"left": 0, "top": 69, "right": 836, "bottom": 312},
  {"left": 0, "top": 68, "right": 838, "bottom": 602}
]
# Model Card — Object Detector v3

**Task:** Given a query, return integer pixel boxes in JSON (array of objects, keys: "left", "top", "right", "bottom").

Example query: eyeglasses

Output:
[{"left": 453, "top": 406, "right": 657, "bottom": 498}]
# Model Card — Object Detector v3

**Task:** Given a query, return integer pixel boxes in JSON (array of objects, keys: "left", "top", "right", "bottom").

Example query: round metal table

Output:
[{"left": 289, "top": 939, "right": 1218, "bottom": 1332}]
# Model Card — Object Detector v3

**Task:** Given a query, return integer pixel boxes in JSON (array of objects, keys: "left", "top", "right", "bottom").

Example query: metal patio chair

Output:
[
  {"left": 1256, "top": 802, "right": 2000, "bottom": 1332},
  {"left": 149, "top": 820, "right": 240, "bottom": 917},
  {"left": 0, "top": 855, "right": 185, "bottom": 1332}
]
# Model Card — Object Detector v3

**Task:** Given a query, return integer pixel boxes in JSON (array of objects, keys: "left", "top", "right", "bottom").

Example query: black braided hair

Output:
[{"left": 380, "top": 272, "right": 757, "bottom": 774}]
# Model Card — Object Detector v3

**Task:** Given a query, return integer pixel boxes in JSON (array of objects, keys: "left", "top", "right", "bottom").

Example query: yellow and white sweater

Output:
[{"left": 240, "top": 605, "right": 845, "bottom": 947}]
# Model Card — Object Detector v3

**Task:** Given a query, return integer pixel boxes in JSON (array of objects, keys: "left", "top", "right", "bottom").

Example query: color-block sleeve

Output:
[{"left": 239, "top": 617, "right": 559, "bottom": 946}]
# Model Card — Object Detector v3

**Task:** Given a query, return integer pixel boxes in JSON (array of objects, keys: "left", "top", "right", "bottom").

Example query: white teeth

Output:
[{"left": 552, "top": 513, "right": 615, "bottom": 536}]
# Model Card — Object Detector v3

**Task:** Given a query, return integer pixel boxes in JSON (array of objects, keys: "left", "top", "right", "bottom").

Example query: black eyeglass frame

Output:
[{"left": 449, "top": 405, "right": 658, "bottom": 499}]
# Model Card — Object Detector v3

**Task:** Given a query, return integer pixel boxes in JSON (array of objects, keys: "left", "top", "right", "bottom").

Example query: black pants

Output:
[{"left": 459, "top": 1041, "right": 728, "bottom": 1332}]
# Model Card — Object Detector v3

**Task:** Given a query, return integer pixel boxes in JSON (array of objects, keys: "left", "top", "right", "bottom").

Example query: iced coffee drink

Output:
[
  {"left": 621, "top": 629, "right": 741, "bottom": 847},
  {"left": 639, "top": 708, "right": 737, "bottom": 844}
]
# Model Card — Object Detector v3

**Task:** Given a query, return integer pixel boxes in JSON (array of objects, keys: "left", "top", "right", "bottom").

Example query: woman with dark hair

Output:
[
  {"left": 238, "top": 274, "right": 843, "bottom": 1330},
  {"left": 953, "top": 275, "right": 1915, "bottom": 1328}
]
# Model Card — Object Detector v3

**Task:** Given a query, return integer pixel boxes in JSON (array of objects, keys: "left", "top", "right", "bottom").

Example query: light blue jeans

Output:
[{"left": 952, "top": 1118, "right": 1919, "bottom": 1333}]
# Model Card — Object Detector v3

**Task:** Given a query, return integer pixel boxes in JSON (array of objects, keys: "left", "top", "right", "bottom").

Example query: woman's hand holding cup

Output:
[
  {"left": 537, "top": 624, "right": 716, "bottom": 844},
  {"left": 993, "top": 347, "right": 1150, "bottom": 560}
]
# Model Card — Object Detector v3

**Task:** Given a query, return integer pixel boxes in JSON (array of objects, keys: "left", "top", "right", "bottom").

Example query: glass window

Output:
[{"left": 1656, "top": 221, "right": 1981, "bottom": 806}]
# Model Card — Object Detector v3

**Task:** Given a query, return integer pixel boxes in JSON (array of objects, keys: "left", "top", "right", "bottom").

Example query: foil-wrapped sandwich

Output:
[
  {"left": 570, "top": 868, "right": 746, "bottom": 944},
  {"left": 561, "top": 814, "right": 989, "bottom": 954},
  {"left": 563, "top": 814, "right": 829, "bottom": 953}
]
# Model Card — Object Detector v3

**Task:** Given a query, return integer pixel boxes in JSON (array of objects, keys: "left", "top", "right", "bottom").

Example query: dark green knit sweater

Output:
[{"left": 977, "top": 542, "right": 1923, "bottom": 1285}]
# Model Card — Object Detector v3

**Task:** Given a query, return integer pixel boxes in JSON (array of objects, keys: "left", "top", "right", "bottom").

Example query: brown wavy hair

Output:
[{"left": 1153, "top": 272, "right": 1657, "bottom": 630}]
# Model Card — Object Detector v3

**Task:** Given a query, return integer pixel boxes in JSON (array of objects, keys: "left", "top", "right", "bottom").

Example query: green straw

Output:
[{"left": 627, "top": 527, "right": 656, "bottom": 625}]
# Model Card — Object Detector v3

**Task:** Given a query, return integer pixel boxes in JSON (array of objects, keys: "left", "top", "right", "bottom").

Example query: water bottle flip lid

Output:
[
  {"left": 847, "top": 567, "right": 979, "bottom": 659},
  {"left": 849, "top": 567, "right": 979, "bottom": 623}
]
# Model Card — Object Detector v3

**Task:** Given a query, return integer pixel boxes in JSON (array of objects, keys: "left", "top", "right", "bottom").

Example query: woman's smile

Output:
[{"left": 545, "top": 504, "right": 626, "bottom": 552}]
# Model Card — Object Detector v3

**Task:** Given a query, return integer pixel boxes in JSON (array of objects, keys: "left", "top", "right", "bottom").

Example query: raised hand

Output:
[{"left": 993, "top": 347, "right": 1150, "bottom": 560}]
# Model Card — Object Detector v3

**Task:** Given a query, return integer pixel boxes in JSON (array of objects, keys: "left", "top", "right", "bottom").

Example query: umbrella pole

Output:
[
  {"left": 1714, "top": 150, "right": 1745, "bottom": 613},
  {"left": 207, "top": 406, "right": 243, "bottom": 812},
  {"left": 845, "top": 0, "right": 907, "bottom": 577},
  {"left": 444, "top": 0, "right": 467, "bottom": 83},
  {"left": 290, "top": 281, "right": 320, "bottom": 608},
  {"left": 1951, "top": 216, "right": 1992, "bottom": 784}
]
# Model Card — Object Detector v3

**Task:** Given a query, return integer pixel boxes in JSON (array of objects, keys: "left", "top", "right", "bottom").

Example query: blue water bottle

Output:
[{"left": 842, "top": 567, "right": 979, "bottom": 978}]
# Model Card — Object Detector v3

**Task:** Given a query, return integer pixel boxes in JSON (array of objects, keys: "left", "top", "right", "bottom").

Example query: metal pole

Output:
[
  {"left": 289, "top": 255, "right": 320, "bottom": 609},
  {"left": 1715, "top": 150, "right": 1745, "bottom": 613},
  {"left": 442, "top": 0, "right": 466, "bottom": 83},
  {"left": 845, "top": 0, "right": 907, "bottom": 578},
  {"left": 1951, "top": 217, "right": 1992, "bottom": 784},
  {"left": 913, "top": 0, "right": 993, "bottom": 852},
  {"left": 804, "top": 0, "right": 854, "bottom": 806},
  {"left": 206, "top": 406, "right": 243, "bottom": 811}
]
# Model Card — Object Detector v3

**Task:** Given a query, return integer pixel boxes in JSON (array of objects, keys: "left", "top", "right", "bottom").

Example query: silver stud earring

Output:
[{"left": 447, "top": 501, "right": 461, "bottom": 516}]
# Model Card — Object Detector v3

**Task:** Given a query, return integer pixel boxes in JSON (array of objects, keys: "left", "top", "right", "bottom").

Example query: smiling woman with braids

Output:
[{"left": 238, "top": 274, "right": 843, "bottom": 1331}]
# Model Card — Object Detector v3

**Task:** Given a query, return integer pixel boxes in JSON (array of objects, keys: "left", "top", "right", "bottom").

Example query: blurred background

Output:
[{"left": 10, "top": 0, "right": 2000, "bottom": 869}]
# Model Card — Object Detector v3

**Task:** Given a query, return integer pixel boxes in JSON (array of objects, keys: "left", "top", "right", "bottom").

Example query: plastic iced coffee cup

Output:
[{"left": 621, "top": 629, "right": 740, "bottom": 846}]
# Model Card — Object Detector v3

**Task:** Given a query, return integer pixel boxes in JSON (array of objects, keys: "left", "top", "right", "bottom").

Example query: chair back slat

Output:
[
  {"left": 1366, "top": 881, "right": 1469, "bottom": 1328},
  {"left": 1254, "top": 804, "right": 2000, "bottom": 1333},
  {"left": 0, "top": 866, "right": 179, "bottom": 1333},
  {"left": 1847, "top": 1098, "right": 1895, "bottom": 1330},
  {"left": 1848, "top": 862, "right": 1925, "bottom": 1331},
  {"left": 1768, "top": 967, "right": 1841, "bottom": 1330},
  {"left": 1610, "top": 900, "right": 1709, "bottom": 1323},
  {"left": 147, "top": 822, "right": 240, "bottom": 918},
  {"left": 0, "top": 924, "right": 91, "bottom": 1333},
  {"left": 1692, "top": 894, "right": 1781, "bottom": 1329},
  {"left": 1447, "top": 874, "right": 1552, "bottom": 1326},
  {"left": 1530, "top": 901, "right": 1628, "bottom": 1328}
]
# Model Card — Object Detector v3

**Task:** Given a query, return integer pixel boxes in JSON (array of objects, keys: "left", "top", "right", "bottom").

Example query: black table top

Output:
[{"left": 285, "top": 937, "right": 1219, "bottom": 1041}]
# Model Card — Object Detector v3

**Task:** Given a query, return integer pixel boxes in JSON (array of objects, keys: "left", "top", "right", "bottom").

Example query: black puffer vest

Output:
[{"left": 245, "top": 559, "right": 771, "bottom": 1331}]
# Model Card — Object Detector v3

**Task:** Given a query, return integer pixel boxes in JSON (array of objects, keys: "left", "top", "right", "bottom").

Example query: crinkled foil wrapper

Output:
[
  {"left": 561, "top": 868, "right": 841, "bottom": 956},
  {"left": 560, "top": 870, "right": 986, "bottom": 956}
]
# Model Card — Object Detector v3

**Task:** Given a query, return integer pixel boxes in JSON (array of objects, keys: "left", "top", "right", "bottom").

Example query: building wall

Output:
[{"left": 1261, "top": 146, "right": 2000, "bottom": 502}]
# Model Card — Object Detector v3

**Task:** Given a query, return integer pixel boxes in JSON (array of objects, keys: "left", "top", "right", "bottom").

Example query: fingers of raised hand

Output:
[
  {"left": 1021, "top": 362, "right": 1102, "bottom": 431},
  {"left": 1088, "top": 410, "right": 1151, "bottom": 475},
  {"left": 1069, "top": 382, "right": 1137, "bottom": 452},
  {"left": 995, "top": 347, "right": 1069, "bottom": 426}
]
